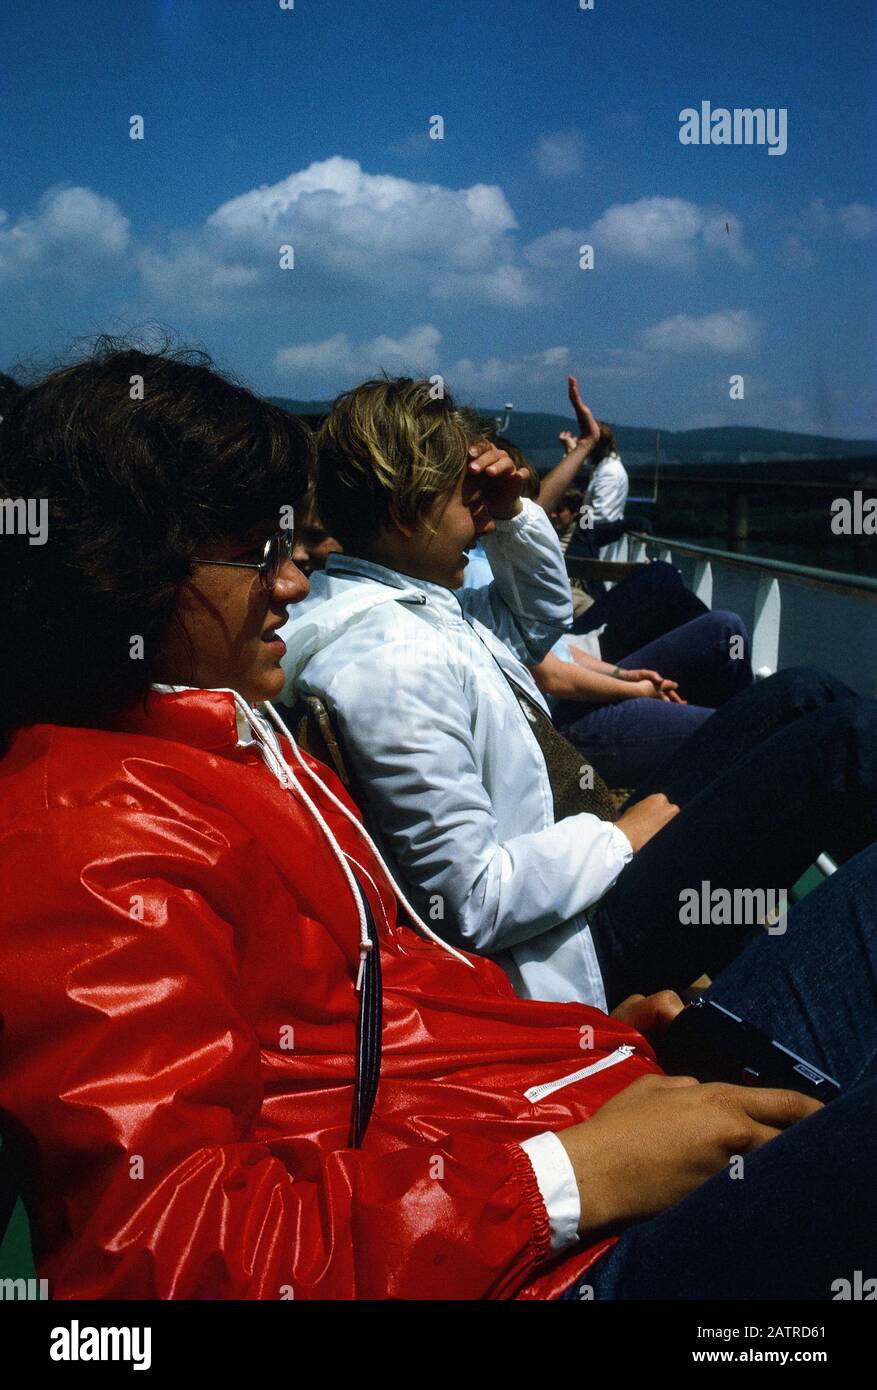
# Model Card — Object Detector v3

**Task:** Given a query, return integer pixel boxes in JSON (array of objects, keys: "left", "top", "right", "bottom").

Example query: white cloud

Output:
[
  {"left": 532, "top": 131, "right": 586, "bottom": 179},
  {"left": 197, "top": 156, "right": 533, "bottom": 307},
  {"left": 273, "top": 323, "right": 575, "bottom": 396},
  {"left": 836, "top": 203, "right": 877, "bottom": 240},
  {"left": 0, "top": 185, "right": 130, "bottom": 279},
  {"left": 641, "top": 310, "right": 761, "bottom": 354},
  {"left": 522, "top": 228, "right": 583, "bottom": 270},
  {"left": 448, "top": 345, "right": 571, "bottom": 395},
  {"left": 798, "top": 198, "right": 877, "bottom": 242},
  {"left": 588, "top": 197, "right": 751, "bottom": 267},
  {"left": 274, "top": 323, "right": 442, "bottom": 380},
  {"left": 137, "top": 240, "right": 260, "bottom": 315},
  {"left": 782, "top": 233, "right": 817, "bottom": 269}
]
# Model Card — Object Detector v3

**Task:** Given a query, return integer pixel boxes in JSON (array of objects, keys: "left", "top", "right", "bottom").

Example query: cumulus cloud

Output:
[
  {"left": 641, "top": 310, "right": 761, "bottom": 354},
  {"left": 0, "top": 185, "right": 130, "bottom": 279},
  {"left": 196, "top": 156, "right": 534, "bottom": 307},
  {"left": 780, "top": 200, "right": 877, "bottom": 270},
  {"left": 522, "top": 228, "right": 583, "bottom": 271},
  {"left": 137, "top": 239, "right": 261, "bottom": 316},
  {"left": 523, "top": 199, "right": 751, "bottom": 272},
  {"left": 782, "top": 233, "right": 817, "bottom": 269},
  {"left": 273, "top": 323, "right": 574, "bottom": 396},
  {"left": 532, "top": 130, "right": 586, "bottom": 179},
  {"left": 836, "top": 203, "right": 877, "bottom": 240},
  {"left": 588, "top": 197, "right": 752, "bottom": 267},
  {"left": 450, "top": 344, "right": 571, "bottom": 395},
  {"left": 274, "top": 323, "right": 443, "bottom": 380}
]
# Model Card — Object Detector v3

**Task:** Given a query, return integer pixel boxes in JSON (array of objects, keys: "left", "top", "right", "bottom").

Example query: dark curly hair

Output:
[{"left": 0, "top": 339, "right": 312, "bottom": 747}]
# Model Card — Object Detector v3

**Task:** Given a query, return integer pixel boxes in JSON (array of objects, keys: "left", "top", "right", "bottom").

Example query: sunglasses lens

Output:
[{"left": 263, "top": 530, "right": 294, "bottom": 587}]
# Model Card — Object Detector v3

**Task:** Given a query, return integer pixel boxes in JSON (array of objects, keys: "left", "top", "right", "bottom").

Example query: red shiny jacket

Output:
[{"left": 0, "top": 687, "right": 663, "bottom": 1299}]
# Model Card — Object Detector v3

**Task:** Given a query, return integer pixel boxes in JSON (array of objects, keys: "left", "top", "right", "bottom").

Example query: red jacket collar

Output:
[{"left": 108, "top": 686, "right": 258, "bottom": 753}]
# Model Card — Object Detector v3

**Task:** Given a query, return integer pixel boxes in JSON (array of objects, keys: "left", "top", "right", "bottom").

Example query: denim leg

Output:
[
  {"left": 572, "top": 561, "right": 708, "bottom": 653},
  {"left": 703, "top": 843, "right": 877, "bottom": 1089},
  {"left": 563, "top": 848, "right": 877, "bottom": 1300},
  {"left": 589, "top": 694, "right": 877, "bottom": 1005},
  {"left": 568, "top": 1073, "right": 877, "bottom": 1299},
  {"left": 561, "top": 699, "right": 714, "bottom": 788},
  {"left": 616, "top": 611, "right": 753, "bottom": 708},
  {"left": 624, "top": 665, "right": 858, "bottom": 810}
]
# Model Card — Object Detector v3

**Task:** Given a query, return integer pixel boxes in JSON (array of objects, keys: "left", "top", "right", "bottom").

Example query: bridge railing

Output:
[{"left": 618, "top": 531, "right": 877, "bottom": 683}]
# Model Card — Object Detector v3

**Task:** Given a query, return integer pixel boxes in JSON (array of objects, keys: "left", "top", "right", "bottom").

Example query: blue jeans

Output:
[
  {"left": 554, "top": 611, "right": 753, "bottom": 787},
  {"left": 562, "top": 842, "right": 877, "bottom": 1299},
  {"left": 572, "top": 561, "right": 709, "bottom": 662},
  {"left": 587, "top": 667, "right": 877, "bottom": 1002}
]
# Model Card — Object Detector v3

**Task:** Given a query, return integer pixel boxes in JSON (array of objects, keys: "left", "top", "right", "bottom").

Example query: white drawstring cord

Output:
[
  {"left": 230, "top": 693, "right": 376, "bottom": 989},
  {"left": 260, "top": 700, "right": 474, "bottom": 969}
]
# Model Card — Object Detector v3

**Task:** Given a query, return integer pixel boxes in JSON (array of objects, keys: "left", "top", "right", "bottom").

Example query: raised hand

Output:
[
  {"left": 567, "top": 375, "right": 601, "bottom": 448},
  {"left": 558, "top": 430, "right": 578, "bottom": 455}
]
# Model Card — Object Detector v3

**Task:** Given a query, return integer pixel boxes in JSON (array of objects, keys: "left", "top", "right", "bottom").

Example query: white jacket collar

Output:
[{"left": 324, "top": 552, "right": 463, "bottom": 614}]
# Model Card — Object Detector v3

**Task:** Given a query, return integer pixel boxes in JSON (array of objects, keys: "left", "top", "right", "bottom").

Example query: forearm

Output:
[
  {"left": 466, "top": 499, "right": 573, "bottom": 662},
  {"left": 537, "top": 442, "right": 592, "bottom": 515},
  {"left": 566, "top": 645, "right": 623, "bottom": 677},
  {"left": 532, "top": 651, "right": 631, "bottom": 705}
]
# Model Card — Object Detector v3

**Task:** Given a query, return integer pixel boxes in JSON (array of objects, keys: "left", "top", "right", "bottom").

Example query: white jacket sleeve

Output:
[
  {"left": 320, "top": 640, "right": 630, "bottom": 957},
  {"left": 582, "top": 458, "right": 629, "bottom": 525},
  {"left": 458, "top": 498, "right": 572, "bottom": 665}
]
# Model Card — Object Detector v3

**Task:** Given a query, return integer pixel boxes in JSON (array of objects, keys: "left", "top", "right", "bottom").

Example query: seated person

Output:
[
  {"left": 1, "top": 343, "right": 875, "bottom": 1302},
  {"left": 540, "top": 383, "right": 628, "bottom": 576},
  {"left": 459, "top": 422, "right": 752, "bottom": 786},
  {"left": 292, "top": 486, "right": 743, "bottom": 788},
  {"left": 549, "top": 487, "right": 585, "bottom": 551},
  {"left": 292, "top": 483, "right": 343, "bottom": 575},
  {"left": 281, "top": 376, "right": 877, "bottom": 1008}
]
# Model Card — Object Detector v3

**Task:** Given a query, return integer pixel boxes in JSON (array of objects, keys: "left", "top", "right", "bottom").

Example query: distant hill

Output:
[{"left": 269, "top": 397, "right": 877, "bottom": 469}]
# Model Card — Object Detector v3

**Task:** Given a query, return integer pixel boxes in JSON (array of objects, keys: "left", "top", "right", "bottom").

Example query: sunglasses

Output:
[{"left": 193, "top": 529, "right": 295, "bottom": 591}]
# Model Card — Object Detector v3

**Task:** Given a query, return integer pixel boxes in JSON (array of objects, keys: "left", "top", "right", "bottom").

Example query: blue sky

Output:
[{"left": 1, "top": 0, "right": 875, "bottom": 436}]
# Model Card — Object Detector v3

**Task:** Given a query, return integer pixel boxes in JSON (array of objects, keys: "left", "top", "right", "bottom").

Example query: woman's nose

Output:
[{"left": 271, "top": 558, "right": 310, "bottom": 604}]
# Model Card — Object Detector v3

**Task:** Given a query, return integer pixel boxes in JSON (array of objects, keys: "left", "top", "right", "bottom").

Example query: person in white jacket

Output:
[
  {"left": 279, "top": 378, "right": 675, "bottom": 1007},
  {"left": 279, "top": 377, "right": 877, "bottom": 1015}
]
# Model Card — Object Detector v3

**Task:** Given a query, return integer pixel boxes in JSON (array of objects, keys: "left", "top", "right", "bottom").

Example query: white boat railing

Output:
[{"left": 618, "top": 530, "right": 877, "bottom": 695}]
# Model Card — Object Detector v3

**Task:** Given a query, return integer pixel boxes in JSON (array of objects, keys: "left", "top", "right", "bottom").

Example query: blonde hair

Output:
[{"left": 315, "top": 378, "right": 490, "bottom": 552}]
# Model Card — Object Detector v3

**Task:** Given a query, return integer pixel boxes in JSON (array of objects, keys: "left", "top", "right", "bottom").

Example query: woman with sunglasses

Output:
[{"left": 0, "top": 341, "right": 875, "bottom": 1302}]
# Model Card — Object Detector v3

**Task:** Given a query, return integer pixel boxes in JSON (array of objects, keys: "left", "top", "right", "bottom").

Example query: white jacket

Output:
[
  {"left": 582, "top": 452, "right": 629, "bottom": 564},
  {"left": 279, "top": 499, "right": 632, "bottom": 1007}
]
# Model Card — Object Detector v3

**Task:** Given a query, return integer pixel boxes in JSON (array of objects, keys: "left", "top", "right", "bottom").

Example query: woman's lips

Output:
[{"left": 260, "top": 630, "right": 287, "bottom": 653}]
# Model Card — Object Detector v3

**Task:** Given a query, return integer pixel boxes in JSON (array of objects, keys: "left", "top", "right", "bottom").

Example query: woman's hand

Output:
[
  {"left": 613, "top": 667, "right": 686, "bottom": 703},
  {"left": 610, "top": 990, "right": 685, "bottom": 1038},
  {"left": 558, "top": 430, "right": 578, "bottom": 455},
  {"left": 557, "top": 1075, "right": 821, "bottom": 1239},
  {"left": 614, "top": 792, "right": 679, "bottom": 851},
  {"left": 467, "top": 442, "right": 528, "bottom": 520},
  {"left": 567, "top": 375, "right": 601, "bottom": 449}
]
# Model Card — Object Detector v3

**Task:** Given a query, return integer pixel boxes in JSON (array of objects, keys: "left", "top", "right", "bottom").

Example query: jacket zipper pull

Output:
[
  {"left": 523, "top": 1044, "right": 635, "bottom": 1104},
  {"left": 355, "top": 939, "right": 373, "bottom": 993}
]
